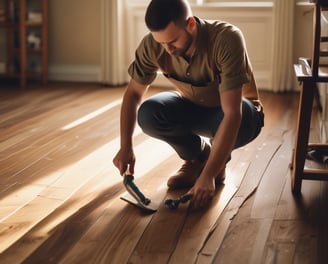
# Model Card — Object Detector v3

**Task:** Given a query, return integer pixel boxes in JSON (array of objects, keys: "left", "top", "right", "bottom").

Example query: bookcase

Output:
[{"left": 0, "top": 0, "right": 48, "bottom": 88}]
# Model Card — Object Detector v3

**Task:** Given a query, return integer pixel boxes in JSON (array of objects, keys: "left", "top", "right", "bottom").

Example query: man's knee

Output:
[{"left": 137, "top": 100, "right": 162, "bottom": 132}]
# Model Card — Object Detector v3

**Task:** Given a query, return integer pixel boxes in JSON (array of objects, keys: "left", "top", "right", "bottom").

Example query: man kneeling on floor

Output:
[{"left": 113, "top": 0, "right": 264, "bottom": 209}]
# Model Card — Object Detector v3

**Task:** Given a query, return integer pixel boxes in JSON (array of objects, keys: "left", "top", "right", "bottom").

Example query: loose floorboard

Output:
[{"left": 0, "top": 82, "right": 327, "bottom": 264}]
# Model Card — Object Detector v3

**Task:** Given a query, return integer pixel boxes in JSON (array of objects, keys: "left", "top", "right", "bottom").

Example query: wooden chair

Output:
[{"left": 291, "top": 0, "right": 328, "bottom": 194}]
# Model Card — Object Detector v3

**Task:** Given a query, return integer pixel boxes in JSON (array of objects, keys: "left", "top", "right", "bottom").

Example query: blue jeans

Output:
[{"left": 137, "top": 91, "right": 264, "bottom": 160}]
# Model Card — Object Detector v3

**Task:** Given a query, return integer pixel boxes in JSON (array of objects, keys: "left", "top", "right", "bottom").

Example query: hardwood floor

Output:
[{"left": 0, "top": 82, "right": 327, "bottom": 264}]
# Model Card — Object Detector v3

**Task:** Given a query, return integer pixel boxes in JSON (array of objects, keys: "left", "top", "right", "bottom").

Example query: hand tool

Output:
[
  {"left": 120, "top": 170, "right": 159, "bottom": 213},
  {"left": 164, "top": 193, "right": 193, "bottom": 209}
]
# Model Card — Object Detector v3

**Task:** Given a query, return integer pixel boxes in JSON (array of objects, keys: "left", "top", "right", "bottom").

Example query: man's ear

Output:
[{"left": 187, "top": 17, "right": 196, "bottom": 30}]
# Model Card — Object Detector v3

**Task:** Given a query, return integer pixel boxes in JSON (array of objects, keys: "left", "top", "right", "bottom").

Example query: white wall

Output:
[{"left": 125, "top": 1, "right": 274, "bottom": 90}]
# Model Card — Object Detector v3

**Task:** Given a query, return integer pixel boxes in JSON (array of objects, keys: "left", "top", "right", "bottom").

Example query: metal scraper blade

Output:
[{"left": 120, "top": 192, "right": 159, "bottom": 213}]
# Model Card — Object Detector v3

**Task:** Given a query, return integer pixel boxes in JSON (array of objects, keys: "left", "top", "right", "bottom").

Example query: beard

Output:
[{"left": 171, "top": 29, "right": 193, "bottom": 57}]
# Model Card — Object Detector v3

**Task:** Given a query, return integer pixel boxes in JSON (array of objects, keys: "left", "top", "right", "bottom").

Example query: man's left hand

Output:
[{"left": 188, "top": 175, "right": 215, "bottom": 209}]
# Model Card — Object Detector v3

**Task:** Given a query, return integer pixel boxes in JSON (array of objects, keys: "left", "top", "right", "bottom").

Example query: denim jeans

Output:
[{"left": 137, "top": 91, "right": 264, "bottom": 160}]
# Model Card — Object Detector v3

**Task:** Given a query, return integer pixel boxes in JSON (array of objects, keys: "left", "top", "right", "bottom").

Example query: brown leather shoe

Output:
[
  {"left": 167, "top": 159, "right": 207, "bottom": 189},
  {"left": 167, "top": 162, "right": 226, "bottom": 189},
  {"left": 167, "top": 143, "right": 211, "bottom": 189}
]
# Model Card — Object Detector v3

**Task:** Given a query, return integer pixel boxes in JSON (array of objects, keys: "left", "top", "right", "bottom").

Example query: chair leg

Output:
[
  {"left": 291, "top": 153, "right": 302, "bottom": 194},
  {"left": 291, "top": 80, "right": 315, "bottom": 194},
  {"left": 314, "top": 83, "right": 323, "bottom": 113}
]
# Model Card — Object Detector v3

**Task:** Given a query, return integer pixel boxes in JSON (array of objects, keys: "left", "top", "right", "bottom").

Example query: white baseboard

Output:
[
  {"left": 253, "top": 70, "right": 272, "bottom": 91},
  {"left": 0, "top": 63, "right": 101, "bottom": 82},
  {"left": 320, "top": 120, "right": 328, "bottom": 143},
  {"left": 49, "top": 65, "right": 101, "bottom": 82},
  {"left": 2, "top": 62, "right": 272, "bottom": 90}
]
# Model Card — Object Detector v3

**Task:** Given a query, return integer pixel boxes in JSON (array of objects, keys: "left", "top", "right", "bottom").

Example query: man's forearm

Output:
[
  {"left": 202, "top": 113, "right": 242, "bottom": 179},
  {"left": 120, "top": 91, "right": 139, "bottom": 149},
  {"left": 119, "top": 79, "right": 149, "bottom": 149}
]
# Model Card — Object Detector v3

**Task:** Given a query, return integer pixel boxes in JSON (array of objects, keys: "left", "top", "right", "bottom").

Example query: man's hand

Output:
[
  {"left": 188, "top": 175, "right": 215, "bottom": 209},
  {"left": 112, "top": 148, "right": 136, "bottom": 176}
]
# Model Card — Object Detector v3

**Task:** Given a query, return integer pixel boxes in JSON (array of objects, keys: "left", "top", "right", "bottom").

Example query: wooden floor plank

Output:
[
  {"left": 197, "top": 104, "right": 291, "bottom": 263},
  {"left": 0, "top": 102, "right": 121, "bottom": 183},
  {"left": 20, "top": 138, "right": 176, "bottom": 263},
  {"left": 197, "top": 141, "right": 281, "bottom": 263},
  {"left": 0, "top": 171, "right": 124, "bottom": 263},
  {"left": 250, "top": 107, "right": 296, "bottom": 219},
  {"left": 0, "top": 136, "right": 121, "bottom": 253},
  {"left": 169, "top": 184, "right": 237, "bottom": 264},
  {"left": 168, "top": 157, "right": 250, "bottom": 263},
  {"left": 58, "top": 168, "right": 175, "bottom": 263},
  {"left": 250, "top": 135, "right": 293, "bottom": 219},
  {"left": 208, "top": 93, "right": 300, "bottom": 263},
  {"left": 262, "top": 219, "right": 318, "bottom": 264},
  {"left": 318, "top": 182, "right": 328, "bottom": 262},
  {"left": 126, "top": 158, "right": 189, "bottom": 264}
]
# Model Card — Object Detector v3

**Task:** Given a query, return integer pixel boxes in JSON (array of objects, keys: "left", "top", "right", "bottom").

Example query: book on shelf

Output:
[
  {"left": 27, "top": 11, "right": 42, "bottom": 23},
  {"left": 0, "top": 8, "right": 5, "bottom": 22}
]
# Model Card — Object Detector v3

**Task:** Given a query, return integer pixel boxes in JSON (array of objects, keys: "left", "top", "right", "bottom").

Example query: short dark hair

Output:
[{"left": 145, "top": 0, "right": 191, "bottom": 31}]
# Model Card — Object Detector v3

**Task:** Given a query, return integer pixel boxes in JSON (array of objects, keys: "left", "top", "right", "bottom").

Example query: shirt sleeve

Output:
[
  {"left": 214, "top": 26, "right": 250, "bottom": 92},
  {"left": 128, "top": 34, "right": 159, "bottom": 85}
]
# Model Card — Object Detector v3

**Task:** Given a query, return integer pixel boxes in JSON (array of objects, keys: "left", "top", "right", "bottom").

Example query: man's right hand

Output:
[{"left": 113, "top": 148, "right": 136, "bottom": 176}]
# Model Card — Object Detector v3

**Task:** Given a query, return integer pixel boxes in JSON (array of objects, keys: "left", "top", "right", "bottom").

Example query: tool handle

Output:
[
  {"left": 123, "top": 173, "right": 151, "bottom": 205},
  {"left": 179, "top": 193, "right": 193, "bottom": 203},
  {"left": 164, "top": 193, "right": 193, "bottom": 209}
]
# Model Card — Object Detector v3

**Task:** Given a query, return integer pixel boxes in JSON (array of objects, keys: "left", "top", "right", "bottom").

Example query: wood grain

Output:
[{"left": 0, "top": 83, "right": 327, "bottom": 264}]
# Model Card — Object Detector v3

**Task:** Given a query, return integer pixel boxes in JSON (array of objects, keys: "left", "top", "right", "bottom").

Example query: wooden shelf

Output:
[
  {"left": 26, "top": 21, "right": 43, "bottom": 27},
  {"left": 0, "top": 0, "right": 48, "bottom": 88},
  {"left": 13, "top": 47, "right": 44, "bottom": 53},
  {"left": 0, "top": 21, "right": 15, "bottom": 27}
]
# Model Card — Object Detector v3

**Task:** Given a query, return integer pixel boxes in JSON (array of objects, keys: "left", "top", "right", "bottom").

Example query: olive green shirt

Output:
[{"left": 128, "top": 17, "right": 261, "bottom": 109}]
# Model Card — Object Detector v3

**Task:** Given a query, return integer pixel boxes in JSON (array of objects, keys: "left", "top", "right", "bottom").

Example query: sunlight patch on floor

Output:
[
  {"left": 133, "top": 138, "right": 175, "bottom": 179},
  {"left": 61, "top": 99, "right": 122, "bottom": 130},
  {"left": 0, "top": 129, "right": 178, "bottom": 253}
]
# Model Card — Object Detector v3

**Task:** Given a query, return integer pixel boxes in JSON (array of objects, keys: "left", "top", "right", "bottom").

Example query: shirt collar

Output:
[{"left": 193, "top": 16, "right": 209, "bottom": 56}]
